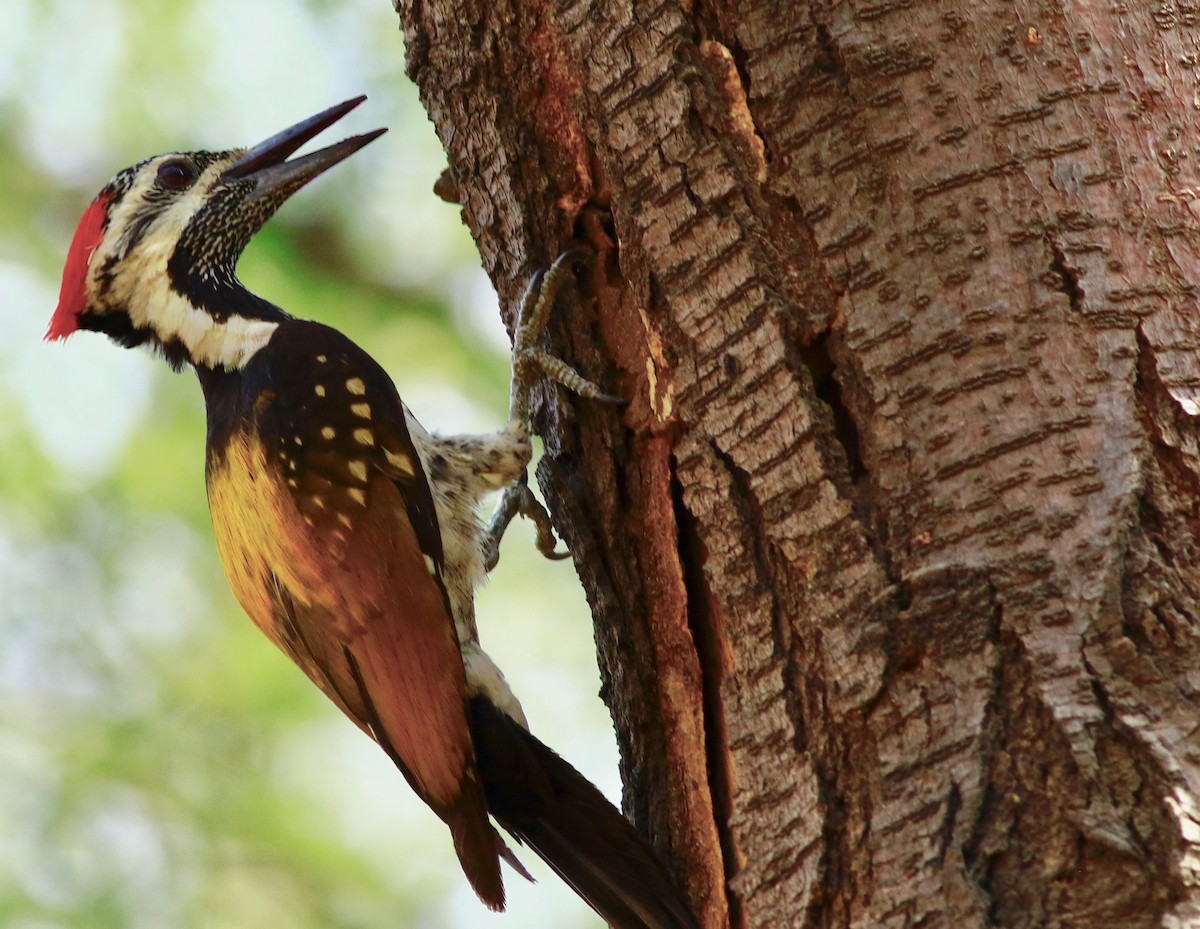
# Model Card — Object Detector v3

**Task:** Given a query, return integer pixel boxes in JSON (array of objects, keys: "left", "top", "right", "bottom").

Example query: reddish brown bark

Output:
[{"left": 393, "top": 1, "right": 1200, "bottom": 926}]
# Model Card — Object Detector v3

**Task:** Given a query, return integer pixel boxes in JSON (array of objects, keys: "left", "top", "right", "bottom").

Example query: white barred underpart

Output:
[
  {"left": 404, "top": 406, "right": 532, "bottom": 728},
  {"left": 89, "top": 155, "right": 277, "bottom": 371}
]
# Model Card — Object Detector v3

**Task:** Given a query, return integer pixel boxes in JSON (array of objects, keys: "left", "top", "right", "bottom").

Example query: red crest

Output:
[{"left": 47, "top": 193, "right": 111, "bottom": 341}]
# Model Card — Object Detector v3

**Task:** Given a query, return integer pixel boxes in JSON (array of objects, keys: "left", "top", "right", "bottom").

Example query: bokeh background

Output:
[{"left": 0, "top": 1, "right": 616, "bottom": 926}]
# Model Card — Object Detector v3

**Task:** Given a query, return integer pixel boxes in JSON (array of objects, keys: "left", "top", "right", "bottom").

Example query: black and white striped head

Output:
[{"left": 48, "top": 97, "right": 385, "bottom": 371}]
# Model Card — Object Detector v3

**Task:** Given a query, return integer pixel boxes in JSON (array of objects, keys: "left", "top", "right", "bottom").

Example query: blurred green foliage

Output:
[{"left": 0, "top": 2, "right": 612, "bottom": 927}]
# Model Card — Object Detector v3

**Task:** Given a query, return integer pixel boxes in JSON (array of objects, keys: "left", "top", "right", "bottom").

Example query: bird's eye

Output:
[{"left": 156, "top": 160, "right": 195, "bottom": 190}]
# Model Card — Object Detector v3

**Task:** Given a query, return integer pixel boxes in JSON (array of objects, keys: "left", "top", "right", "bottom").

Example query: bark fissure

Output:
[
  {"left": 704, "top": 438, "right": 856, "bottom": 928},
  {"left": 705, "top": 441, "right": 796, "bottom": 738},
  {"left": 811, "top": 19, "right": 851, "bottom": 95},
  {"left": 792, "top": 332, "right": 866, "bottom": 485},
  {"left": 936, "top": 782, "right": 963, "bottom": 866},
  {"left": 959, "top": 609, "right": 1019, "bottom": 929},
  {"left": 1046, "top": 236, "right": 1085, "bottom": 316},
  {"left": 671, "top": 459, "right": 745, "bottom": 929},
  {"left": 1081, "top": 647, "right": 1187, "bottom": 917}
]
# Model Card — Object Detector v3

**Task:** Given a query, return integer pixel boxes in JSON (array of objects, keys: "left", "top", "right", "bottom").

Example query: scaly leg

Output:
[
  {"left": 507, "top": 249, "right": 619, "bottom": 422},
  {"left": 480, "top": 249, "right": 618, "bottom": 571}
]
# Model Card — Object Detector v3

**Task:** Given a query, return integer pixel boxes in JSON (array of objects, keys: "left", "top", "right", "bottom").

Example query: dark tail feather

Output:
[{"left": 467, "top": 696, "right": 699, "bottom": 929}]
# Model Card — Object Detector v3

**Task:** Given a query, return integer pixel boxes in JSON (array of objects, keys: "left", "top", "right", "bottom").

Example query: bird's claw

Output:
[
  {"left": 482, "top": 477, "right": 569, "bottom": 571},
  {"left": 518, "top": 485, "right": 571, "bottom": 562},
  {"left": 508, "top": 248, "right": 611, "bottom": 422},
  {"left": 486, "top": 247, "right": 613, "bottom": 569}
]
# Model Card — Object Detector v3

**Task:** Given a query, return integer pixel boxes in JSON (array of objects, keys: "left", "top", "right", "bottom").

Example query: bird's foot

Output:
[
  {"left": 481, "top": 474, "right": 571, "bottom": 572},
  {"left": 507, "top": 248, "right": 620, "bottom": 423},
  {"left": 483, "top": 248, "right": 620, "bottom": 570}
]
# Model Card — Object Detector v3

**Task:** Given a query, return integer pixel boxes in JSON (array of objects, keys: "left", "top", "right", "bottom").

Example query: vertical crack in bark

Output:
[
  {"left": 670, "top": 457, "right": 745, "bottom": 929},
  {"left": 937, "top": 782, "right": 964, "bottom": 866},
  {"left": 705, "top": 441, "right": 801, "bottom": 747},
  {"left": 811, "top": 19, "right": 852, "bottom": 94},
  {"left": 1080, "top": 649, "right": 1187, "bottom": 918},
  {"left": 1103, "top": 327, "right": 1200, "bottom": 920},
  {"left": 1132, "top": 324, "right": 1200, "bottom": 518},
  {"left": 689, "top": 3, "right": 772, "bottom": 172},
  {"left": 784, "top": 324, "right": 911, "bottom": 607},
  {"left": 1046, "top": 235, "right": 1084, "bottom": 314},
  {"left": 705, "top": 439, "right": 853, "bottom": 920},
  {"left": 806, "top": 771, "right": 850, "bottom": 929},
  {"left": 959, "top": 591, "right": 1007, "bottom": 919},
  {"left": 793, "top": 330, "right": 866, "bottom": 483}
]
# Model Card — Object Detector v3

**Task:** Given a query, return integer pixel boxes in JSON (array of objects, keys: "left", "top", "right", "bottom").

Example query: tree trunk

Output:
[{"left": 392, "top": 1, "right": 1200, "bottom": 927}]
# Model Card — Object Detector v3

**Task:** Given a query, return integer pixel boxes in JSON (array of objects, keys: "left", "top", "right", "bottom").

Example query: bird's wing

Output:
[{"left": 206, "top": 323, "right": 505, "bottom": 909}]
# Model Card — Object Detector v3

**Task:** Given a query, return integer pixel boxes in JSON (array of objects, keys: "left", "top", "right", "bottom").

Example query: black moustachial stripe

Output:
[
  {"left": 78, "top": 309, "right": 149, "bottom": 350},
  {"left": 77, "top": 308, "right": 190, "bottom": 373}
]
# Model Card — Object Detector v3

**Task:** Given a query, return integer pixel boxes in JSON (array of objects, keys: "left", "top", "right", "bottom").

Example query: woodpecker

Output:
[{"left": 47, "top": 97, "right": 698, "bottom": 929}]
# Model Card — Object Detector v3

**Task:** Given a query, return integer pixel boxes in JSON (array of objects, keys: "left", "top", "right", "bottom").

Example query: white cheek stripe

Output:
[
  {"left": 91, "top": 159, "right": 277, "bottom": 370},
  {"left": 117, "top": 249, "right": 277, "bottom": 370}
]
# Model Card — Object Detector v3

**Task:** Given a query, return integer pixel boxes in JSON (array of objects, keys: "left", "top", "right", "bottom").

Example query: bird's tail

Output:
[{"left": 467, "top": 695, "right": 699, "bottom": 929}]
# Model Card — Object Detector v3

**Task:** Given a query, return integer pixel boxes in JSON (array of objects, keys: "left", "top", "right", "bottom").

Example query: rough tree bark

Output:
[{"left": 392, "top": 1, "right": 1200, "bottom": 927}]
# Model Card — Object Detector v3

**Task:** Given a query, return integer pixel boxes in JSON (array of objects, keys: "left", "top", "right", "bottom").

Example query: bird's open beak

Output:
[{"left": 221, "top": 96, "right": 386, "bottom": 199}]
